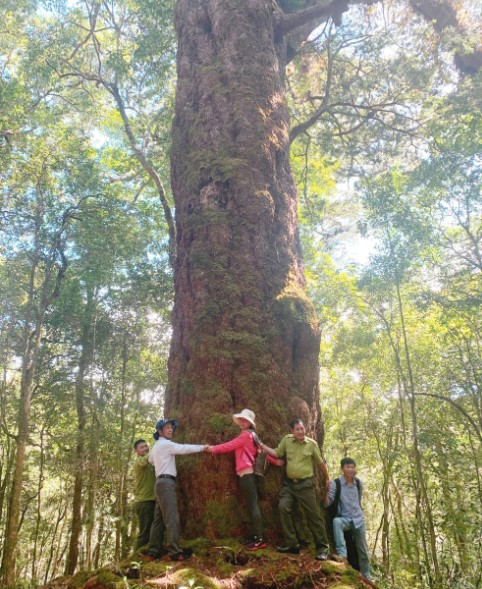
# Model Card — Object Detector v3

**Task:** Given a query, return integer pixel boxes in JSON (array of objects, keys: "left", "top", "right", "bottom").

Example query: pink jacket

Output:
[{"left": 210, "top": 430, "right": 277, "bottom": 474}]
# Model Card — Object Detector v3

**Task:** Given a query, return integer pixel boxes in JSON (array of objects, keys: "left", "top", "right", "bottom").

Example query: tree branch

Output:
[
  {"left": 415, "top": 392, "right": 482, "bottom": 444},
  {"left": 109, "top": 83, "right": 176, "bottom": 267},
  {"left": 409, "top": 0, "right": 482, "bottom": 74},
  {"left": 275, "top": 0, "right": 376, "bottom": 39}
]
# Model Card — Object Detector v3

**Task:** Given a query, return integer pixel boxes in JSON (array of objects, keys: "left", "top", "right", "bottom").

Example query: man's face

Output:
[
  {"left": 160, "top": 423, "right": 174, "bottom": 439},
  {"left": 291, "top": 422, "right": 306, "bottom": 442},
  {"left": 342, "top": 463, "right": 357, "bottom": 479},
  {"left": 135, "top": 442, "right": 149, "bottom": 456}
]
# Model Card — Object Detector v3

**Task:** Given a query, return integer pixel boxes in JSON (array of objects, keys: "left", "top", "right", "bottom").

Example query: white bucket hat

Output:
[{"left": 233, "top": 408, "right": 256, "bottom": 428}]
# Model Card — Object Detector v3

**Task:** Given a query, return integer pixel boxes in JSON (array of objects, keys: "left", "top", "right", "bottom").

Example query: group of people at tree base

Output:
[{"left": 132, "top": 409, "right": 370, "bottom": 579}]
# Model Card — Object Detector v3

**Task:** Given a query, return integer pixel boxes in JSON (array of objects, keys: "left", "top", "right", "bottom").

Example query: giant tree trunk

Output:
[{"left": 167, "top": 0, "right": 322, "bottom": 538}]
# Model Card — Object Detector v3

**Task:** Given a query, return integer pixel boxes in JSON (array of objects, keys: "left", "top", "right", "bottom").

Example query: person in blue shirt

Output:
[{"left": 324, "top": 457, "right": 370, "bottom": 580}]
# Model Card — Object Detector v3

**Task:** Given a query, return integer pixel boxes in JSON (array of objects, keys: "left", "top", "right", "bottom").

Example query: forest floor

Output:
[{"left": 50, "top": 538, "right": 377, "bottom": 589}]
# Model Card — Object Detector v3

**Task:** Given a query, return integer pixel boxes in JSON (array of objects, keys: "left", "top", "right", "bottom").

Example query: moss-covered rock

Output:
[
  {"left": 168, "top": 567, "right": 221, "bottom": 589},
  {"left": 140, "top": 560, "right": 173, "bottom": 578},
  {"left": 82, "top": 570, "right": 121, "bottom": 589},
  {"left": 68, "top": 571, "right": 94, "bottom": 589}
]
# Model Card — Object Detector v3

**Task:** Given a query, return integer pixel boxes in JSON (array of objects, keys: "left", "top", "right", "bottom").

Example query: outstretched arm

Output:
[
  {"left": 207, "top": 433, "right": 248, "bottom": 454},
  {"left": 260, "top": 443, "right": 278, "bottom": 458},
  {"left": 324, "top": 479, "right": 336, "bottom": 507},
  {"left": 169, "top": 441, "right": 206, "bottom": 455},
  {"left": 319, "top": 462, "right": 331, "bottom": 501}
]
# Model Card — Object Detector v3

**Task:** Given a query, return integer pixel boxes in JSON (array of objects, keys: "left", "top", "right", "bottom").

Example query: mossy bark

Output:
[{"left": 168, "top": 0, "right": 323, "bottom": 537}]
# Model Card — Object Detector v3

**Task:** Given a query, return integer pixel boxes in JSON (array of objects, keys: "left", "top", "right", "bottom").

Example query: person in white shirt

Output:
[{"left": 147, "top": 418, "right": 207, "bottom": 561}]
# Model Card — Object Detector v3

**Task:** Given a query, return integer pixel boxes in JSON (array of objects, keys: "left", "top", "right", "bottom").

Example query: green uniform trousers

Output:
[
  {"left": 279, "top": 477, "right": 329, "bottom": 553},
  {"left": 134, "top": 500, "right": 164, "bottom": 555}
]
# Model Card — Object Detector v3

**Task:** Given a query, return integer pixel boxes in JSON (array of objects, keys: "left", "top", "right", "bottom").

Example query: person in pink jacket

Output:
[{"left": 207, "top": 408, "right": 278, "bottom": 551}]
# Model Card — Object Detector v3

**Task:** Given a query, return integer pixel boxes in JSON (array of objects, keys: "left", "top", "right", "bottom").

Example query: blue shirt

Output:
[{"left": 326, "top": 476, "right": 365, "bottom": 529}]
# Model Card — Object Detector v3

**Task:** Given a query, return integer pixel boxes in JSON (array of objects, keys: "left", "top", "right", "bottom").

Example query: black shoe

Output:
[
  {"left": 277, "top": 545, "right": 300, "bottom": 554},
  {"left": 315, "top": 551, "right": 328, "bottom": 561},
  {"left": 170, "top": 550, "right": 191, "bottom": 562}
]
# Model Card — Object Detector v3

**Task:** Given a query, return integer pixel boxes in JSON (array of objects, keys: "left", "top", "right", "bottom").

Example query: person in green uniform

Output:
[
  {"left": 133, "top": 439, "right": 164, "bottom": 556},
  {"left": 262, "top": 418, "right": 331, "bottom": 560}
]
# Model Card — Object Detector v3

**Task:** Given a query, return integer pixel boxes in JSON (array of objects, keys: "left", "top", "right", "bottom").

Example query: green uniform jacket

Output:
[
  {"left": 133, "top": 454, "right": 156, "bottom": 502},
  {"left": 275, "top": 434, "right": 323, "bottom": 479}
]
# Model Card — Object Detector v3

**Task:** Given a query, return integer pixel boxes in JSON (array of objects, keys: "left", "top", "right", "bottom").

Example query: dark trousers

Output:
[
  {"left": 146, "top": 500, "right": 165, "bottom": 557},
  {"left": 134, "top": 500, "right": 155, "bottom": 549},
  {"left": 239, "top": 473, "right": 263, "bottom": 538},
  {"left": 154, "top": 477, "right": 182, "bottom": 555},
  {"left": 279, "top": 478, "right": 329, "bottom": 553}
]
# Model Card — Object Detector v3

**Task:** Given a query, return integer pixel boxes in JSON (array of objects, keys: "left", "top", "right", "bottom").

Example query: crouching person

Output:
[{"left": 324, "top": 457, "right": 371, "bottom": 580}]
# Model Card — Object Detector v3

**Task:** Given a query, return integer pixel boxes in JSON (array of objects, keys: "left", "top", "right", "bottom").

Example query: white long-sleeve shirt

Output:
[{"left": 148, "top": 437, "right": 204, "bottom": 477}]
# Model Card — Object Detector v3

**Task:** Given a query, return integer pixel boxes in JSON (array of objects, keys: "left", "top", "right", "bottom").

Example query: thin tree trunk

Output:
[
  {"left": 395, "top": 371, "right": 422, "bottom": 580},
  {"left": 31, "top": 429, "right": 46, "bottom": 582},
  {"left": 63, "top": 389, "right": 86, "bottom": 575},
  {"left": 392, "top": 270, "right": 441, "bottom": 587},
  {"left": 84, "top": 413, "right": 100, "bottom": 570},
  {"left": 115, "top": 335, "right": 129, "bottom": 560},
  {"left": 64, "top": 293, "right": 94, "bottom": 575},
  {"left": 1, "top": 324, "right": 42, "bottom": 585},
  {"left": 43, "top": 504, "right": 66, "bottom": 584},
  {"left": 0, "top": 194, "right": 70, "bottom": 585},
  {"left": 52, "top": 508, "right": 69, "bottom": 580},
  {"left": 0, "top": 441, "right": 15, "bottom": 541},
  {"left": 371, "top": 417, "right": 394, "bottom": 575},
  {"left": 93, "top": 511, "right": 105, "bottom": 569},
  {"left": 434, "top": 438, "right": 469, "bottom": 570}
]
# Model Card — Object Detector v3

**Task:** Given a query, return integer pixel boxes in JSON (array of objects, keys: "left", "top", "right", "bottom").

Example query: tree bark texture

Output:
[{"left": 168, "top": 0, "right": 322, "bottom": 538}]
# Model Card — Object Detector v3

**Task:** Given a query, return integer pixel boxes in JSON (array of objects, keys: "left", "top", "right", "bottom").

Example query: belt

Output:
[
  {"left": 289, "top": 477, "right": 312, "bottom": 484},
  {"left": 157, "top": 474, "right": 176, "bottom": 481}
]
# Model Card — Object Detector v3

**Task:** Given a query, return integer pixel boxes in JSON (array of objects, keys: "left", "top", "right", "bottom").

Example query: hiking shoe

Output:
[
  {"left": 246, "top": 538, "right": 267, "bottom": 551},
  {"left": 170, "top": 550, "right": 191, "bottom": 562},
  {"left": 315, "top": 551, "right": 328, "bottom": 561},
  {"left": 277, "top": 545, "right": 300, "bottom": 554}
]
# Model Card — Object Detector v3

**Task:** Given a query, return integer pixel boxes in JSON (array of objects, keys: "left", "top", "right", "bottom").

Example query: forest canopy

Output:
[{"left": 0, "top": 1, "right": 481, "bottom": 588}]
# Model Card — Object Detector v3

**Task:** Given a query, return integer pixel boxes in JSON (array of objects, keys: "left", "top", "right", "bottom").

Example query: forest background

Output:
[{"left": 0, "top": 0, "right": 481, "bottom": 588}]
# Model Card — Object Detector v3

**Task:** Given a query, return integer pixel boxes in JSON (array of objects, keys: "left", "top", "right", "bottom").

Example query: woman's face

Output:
[{"left": 237, "top": 417, "right": 251, "bottom": 429}]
